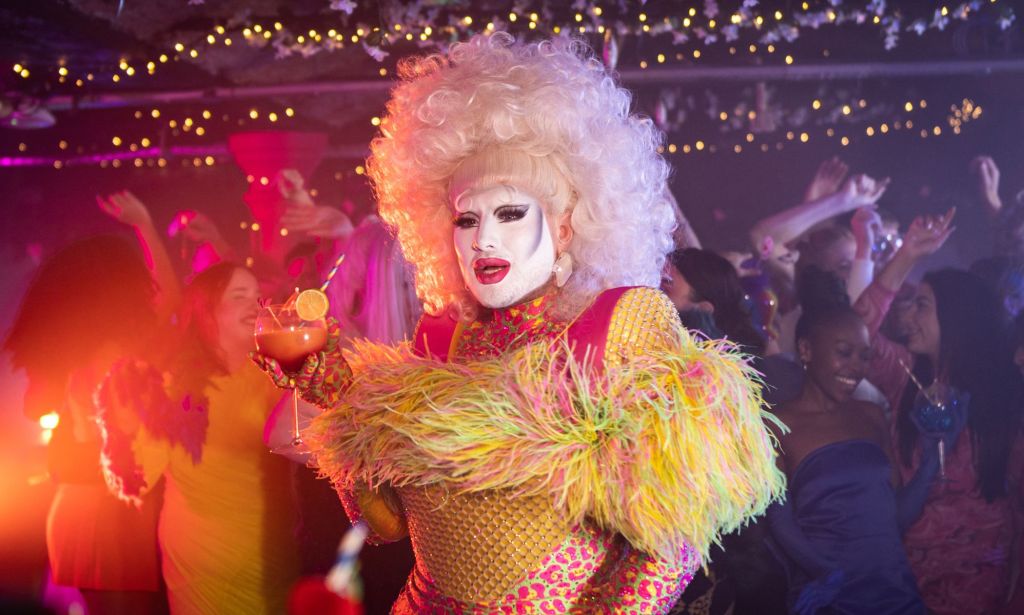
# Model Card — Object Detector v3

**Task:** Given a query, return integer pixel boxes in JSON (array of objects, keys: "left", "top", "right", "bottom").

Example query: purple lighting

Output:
[{"left": 0, "top": 145, "right": 230, "bottom": 167}]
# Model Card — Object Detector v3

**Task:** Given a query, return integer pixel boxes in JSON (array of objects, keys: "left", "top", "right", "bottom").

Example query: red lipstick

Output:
[{"left": 473, "top": 258, "right": 510, "bottom": 285}]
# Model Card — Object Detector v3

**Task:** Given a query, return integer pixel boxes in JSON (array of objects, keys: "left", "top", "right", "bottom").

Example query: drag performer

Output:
[{"left": 254, "top": 32, "right": 784, "bottom": 613}]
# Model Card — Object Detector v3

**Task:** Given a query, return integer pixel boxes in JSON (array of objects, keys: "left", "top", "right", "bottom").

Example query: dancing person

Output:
[
  {"left": 753, "top": 175, "right": 888, "bottom": 357},
  {"left": 99, "top": 263, "right": 300, "bottom": 615},
  {"left": 664, "top": 247, "right": 766, "bottom": 355},
  {"left": 253, "top": 33, "right": 783, "bottom": 613},
  {"left": 767, "top": 274, "right": 933, "bottom": 615},
  {"left": 4, "top": 236, "right": 165, "bottom": 614},
  {"left": 854, "top": 208, "right": 1024, "bottom": 613},
  {"left": 663, "top": 249, "right": 779, "bottom": 615},
  {"left": 749, "top": 169, "right": 888, "bottom": 300}
]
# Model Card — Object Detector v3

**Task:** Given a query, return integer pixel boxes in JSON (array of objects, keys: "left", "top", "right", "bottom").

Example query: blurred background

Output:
[{"left": 1, "top": 0, "right": 1023, "bottom": 609}]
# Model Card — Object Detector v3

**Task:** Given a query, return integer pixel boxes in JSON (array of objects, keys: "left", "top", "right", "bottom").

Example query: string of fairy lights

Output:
[
  {"left": 6, "top": 1, "right": 1016, "bottom": 92},
  {"left": 3, "top": 94, "right": 984, "bottom": 175},
  {"left": 0, "top": 1, "right": 1013, "bottom": 174}
]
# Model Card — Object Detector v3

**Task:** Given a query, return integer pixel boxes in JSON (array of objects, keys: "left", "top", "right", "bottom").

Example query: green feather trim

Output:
[{"left": 305, "top": 325, "right": 786, "bottom": 564}]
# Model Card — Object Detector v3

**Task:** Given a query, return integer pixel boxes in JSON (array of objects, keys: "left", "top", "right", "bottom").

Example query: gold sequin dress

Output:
[{"left": 306, "top": 287, "right": 784, "bottom": 614}]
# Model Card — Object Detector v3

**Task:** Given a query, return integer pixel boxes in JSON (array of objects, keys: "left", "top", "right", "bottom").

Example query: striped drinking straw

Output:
[{"left": 320, "top": 253, "right": 346, "bottom": 292}]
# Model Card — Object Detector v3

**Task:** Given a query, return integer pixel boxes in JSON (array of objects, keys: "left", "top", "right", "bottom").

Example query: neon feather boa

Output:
[{"left": 305, "top": 325, "right": 785, "bottom": 565}]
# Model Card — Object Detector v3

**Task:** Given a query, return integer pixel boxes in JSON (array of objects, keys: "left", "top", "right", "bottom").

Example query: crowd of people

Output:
[{"left": 5, "top": 32, "right": 1024, "bottom": 615}]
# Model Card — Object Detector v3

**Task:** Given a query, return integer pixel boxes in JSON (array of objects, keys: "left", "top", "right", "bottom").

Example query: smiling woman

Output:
[
  {"left": 97, "top": 263, "right": 299, "bottom": 615},
  {"left": 767, "top": 273, "right": 928, "bottom": 615}
]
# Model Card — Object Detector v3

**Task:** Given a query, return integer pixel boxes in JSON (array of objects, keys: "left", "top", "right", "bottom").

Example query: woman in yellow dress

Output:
[{"left": 99, "top": 263, "right": 299, "bottom": 615}]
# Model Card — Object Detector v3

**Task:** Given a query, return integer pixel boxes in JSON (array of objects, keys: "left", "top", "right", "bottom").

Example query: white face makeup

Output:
[{"left": 452, "top": 184, "right": 557, "bottom": 309}]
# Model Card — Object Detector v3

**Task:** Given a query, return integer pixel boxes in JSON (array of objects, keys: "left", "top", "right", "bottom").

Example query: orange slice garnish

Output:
[{"left": 295, "top": 289, "right": 329, "bottom": 321}]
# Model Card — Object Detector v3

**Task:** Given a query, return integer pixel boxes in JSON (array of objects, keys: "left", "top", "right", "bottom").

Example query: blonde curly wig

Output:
[{"left": 368, "top": 32, "right": 675, "bottom": 318}]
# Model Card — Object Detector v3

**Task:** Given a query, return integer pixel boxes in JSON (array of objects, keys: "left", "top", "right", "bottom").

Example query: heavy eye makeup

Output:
[
  {"left": 495, "top": 205, "right": 529, "bottom": 222},
  {"left": 453, "top": 213, "right": 478, "bottom": 229},
  {"left": 452, "top": 204, "right": 529, "bottom": 228}
]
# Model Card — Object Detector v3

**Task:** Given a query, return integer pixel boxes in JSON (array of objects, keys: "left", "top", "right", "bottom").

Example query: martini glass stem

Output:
[{"left": 291, "top": 389, "right": 302, "bottom": 445}]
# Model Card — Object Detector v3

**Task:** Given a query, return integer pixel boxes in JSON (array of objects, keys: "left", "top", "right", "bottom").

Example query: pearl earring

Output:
[{"left": 552, "top": 252, "right": 573, "bottom": 288}]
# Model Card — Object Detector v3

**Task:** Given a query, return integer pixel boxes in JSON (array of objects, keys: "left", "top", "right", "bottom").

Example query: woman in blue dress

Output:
[{"left": 767, "top": 270, "right": 950, "bottom": 615}]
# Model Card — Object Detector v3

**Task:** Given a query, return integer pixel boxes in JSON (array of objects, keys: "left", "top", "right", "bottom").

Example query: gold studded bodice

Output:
[{"left": 396, "top": 485, "right": 570, "bottom": 602}]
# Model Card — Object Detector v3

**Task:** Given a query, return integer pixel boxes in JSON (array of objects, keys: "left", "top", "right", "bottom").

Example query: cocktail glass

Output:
[
  {"left": 912, "top": 381, "right": 960, "bottom": 480},
  {"left": 254, "top": 304, "right": 327, "bottom": 452}
]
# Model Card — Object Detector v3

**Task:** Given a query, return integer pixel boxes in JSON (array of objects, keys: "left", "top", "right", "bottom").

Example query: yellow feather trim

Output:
[{"left": 305, "top": 325, "right": 786, "bottom": 564}]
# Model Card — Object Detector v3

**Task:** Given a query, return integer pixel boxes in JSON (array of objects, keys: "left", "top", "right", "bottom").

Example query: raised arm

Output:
[
  {"left": 854, "top": 209, "right": 956, "bottom": 405},
  {"left": 803, "top": 157, "right": 850, "bottom": 204},
  {"left": 98, "top": 191, "right": 182, "bottom": 321},
  {"left": 971, "top": 156, "right": 1003, "bottom": 220},
  {"left": 847, "top": 207, "right": 881, "bottom": 302},
  {"left": 749, "top": 174, "right": 889, "bottom": 259},
  {"left": 177, "top": 210, "right": 238, "bottom": 265},
  {"left": 874, "top": 208, "right": 956, "bottom": 295},
  {"left": 277, "top": 168, "right": 355, "bottom": 242}
]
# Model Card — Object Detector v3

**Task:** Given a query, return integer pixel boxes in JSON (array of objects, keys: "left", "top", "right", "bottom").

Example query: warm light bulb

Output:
[{"left": 39, "top": 412, "right": 60, "bottom": 430}]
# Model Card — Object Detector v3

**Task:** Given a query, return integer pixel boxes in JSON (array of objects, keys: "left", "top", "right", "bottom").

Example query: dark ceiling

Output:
[{"left": 1, "top": 1, "right": 1023, "bottom": 259}]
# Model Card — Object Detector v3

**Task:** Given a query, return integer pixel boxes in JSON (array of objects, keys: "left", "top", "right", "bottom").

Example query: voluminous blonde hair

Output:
[{"left": 369, "top": 32, "right": 675, "bottom": 318}]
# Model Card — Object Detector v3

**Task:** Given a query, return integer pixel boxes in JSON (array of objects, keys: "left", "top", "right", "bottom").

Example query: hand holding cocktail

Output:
[
  {"left": 911, "top": 382, "right": 969, "bottom": 481},
  {"left": 251, "top": 253, "right": 354, "bottom": 453},
  {"left": 254, "top": 293, "right": 329, "bottom": 451},
  {"left": 252, "top": 310, "right": 350, "bottom": 409}
]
